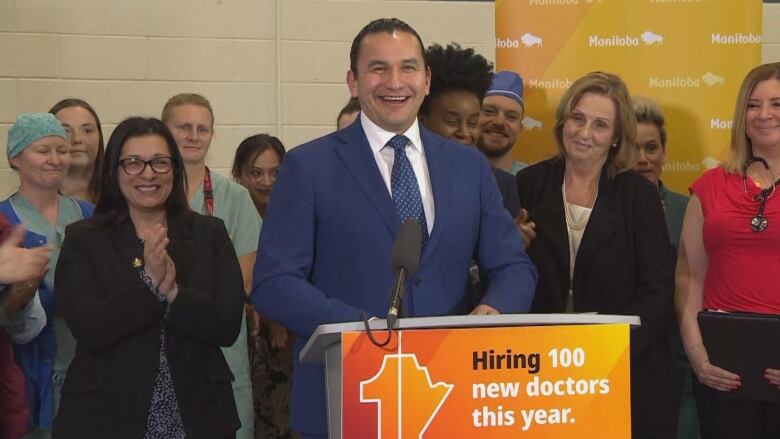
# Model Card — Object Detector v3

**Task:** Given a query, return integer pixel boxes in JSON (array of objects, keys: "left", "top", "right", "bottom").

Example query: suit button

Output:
[{"left": 414, "top": 278, "right": 422, "bottom": 287}]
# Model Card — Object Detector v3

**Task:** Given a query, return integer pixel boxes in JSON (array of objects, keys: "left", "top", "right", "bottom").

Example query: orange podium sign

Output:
[{"left": 342, "top": 324, "right": 630, "bottom": 438}]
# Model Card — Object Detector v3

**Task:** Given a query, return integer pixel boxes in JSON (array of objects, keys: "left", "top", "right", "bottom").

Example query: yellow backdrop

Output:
[{"left": 496, "top": 0, "right": 762, "bottom": 193}]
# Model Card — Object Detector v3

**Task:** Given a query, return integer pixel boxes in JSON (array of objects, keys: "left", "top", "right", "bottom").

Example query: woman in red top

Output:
[{"left": 677, "top": 62, "right": 780, "bottom": 438}]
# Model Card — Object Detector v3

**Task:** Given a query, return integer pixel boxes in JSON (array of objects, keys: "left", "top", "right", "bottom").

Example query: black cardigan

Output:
[{"left": 517, "top": 157, "right": 680, "bottom": 438}]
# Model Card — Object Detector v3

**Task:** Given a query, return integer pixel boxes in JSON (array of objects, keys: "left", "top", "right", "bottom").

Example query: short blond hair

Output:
[
  {"left": 724, "top": 62, "right": 780, "bottom": 173},
  {"left": 161, "top": 93, "right": 215, "bottom": 129},
  {"left": 632, "top": 96, "right": 667, "bottom": 148},
  {"left": 554, "top": 72, "right": 637, "bottom": 178}
]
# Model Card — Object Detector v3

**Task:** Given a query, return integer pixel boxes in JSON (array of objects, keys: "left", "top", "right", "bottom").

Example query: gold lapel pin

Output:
[{"left": 133, "top": 257, "right": 143, "bottom": 268}]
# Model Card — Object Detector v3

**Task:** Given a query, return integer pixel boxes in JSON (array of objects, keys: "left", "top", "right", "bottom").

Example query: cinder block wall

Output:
[
  {"left": 0, "top": 1, "right": 778, "bottom": 199},
  {"left": 0, "top": 0, "right": 494, "bottom": 198}
]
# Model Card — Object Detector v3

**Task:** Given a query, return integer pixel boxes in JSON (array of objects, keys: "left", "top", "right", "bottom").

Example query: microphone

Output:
[{"left": 387, "top": 220, "right": 423, "bottom": 329}]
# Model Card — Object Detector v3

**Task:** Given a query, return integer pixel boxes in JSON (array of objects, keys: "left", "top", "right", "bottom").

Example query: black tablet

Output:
[{"left": 698, "top": 310, "right": 780, "bottom": 402}]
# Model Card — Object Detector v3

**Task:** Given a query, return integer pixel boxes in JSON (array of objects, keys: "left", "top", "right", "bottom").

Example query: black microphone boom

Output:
[{"left": 387, "top": 220, "right": 423, "bottom": 328}]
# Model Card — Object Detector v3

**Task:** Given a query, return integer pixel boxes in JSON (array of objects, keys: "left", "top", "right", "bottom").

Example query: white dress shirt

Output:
[{"left": 361, "top": 112, "right": 435, "bottom": 235}]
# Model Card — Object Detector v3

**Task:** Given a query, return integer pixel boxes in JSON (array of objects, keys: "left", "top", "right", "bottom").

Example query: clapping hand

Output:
[
  {"left": 142, "top": 224, "right": 178, "bottom": 302},
  {"left": 0, "top": 226, "right": 50, "bottom": 284}
]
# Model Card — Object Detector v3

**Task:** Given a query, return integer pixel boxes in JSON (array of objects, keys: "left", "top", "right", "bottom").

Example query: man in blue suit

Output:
[{"left": 252, "top": 18, "right": 538, "bottom": 438}]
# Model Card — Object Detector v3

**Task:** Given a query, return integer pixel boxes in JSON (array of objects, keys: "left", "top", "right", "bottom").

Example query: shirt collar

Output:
[{"left": 361, "top": 112, "right": 424, "bottom": 155}]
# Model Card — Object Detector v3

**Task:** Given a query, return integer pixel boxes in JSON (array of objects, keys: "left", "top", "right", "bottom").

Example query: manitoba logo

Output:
[
  {"left": 710, "top": 118, "right": 732, "bottom": 130},
  {"left": 711, "top": 32, "right": 761, "bottom": 45},
  {"left": 649, "top": 76, "right": 699, "bottom": 88},
  {"left": 522, "top": 116, "right": 543, "bottom": 131},
  {"left": 360, "top": 353, "right": 454, "bottom": 439},
  {"left": 702, "top": 72, "right": 724, "bottom": 86},
  {"left": 521, "top": 33, "right": 543, "bottom": 47},
  {"left": 640, "top": 31, "right": 663, "bottom": 45},
  {"left": 663, "top": 161, "right": 702, "bottom": 173},
  {"left": 701, "top": 156, "right": 719, "bottom": 169},
  {"left": 590, "top": 30, "right": 662, "bottom": 47},
  {"left": 528, "top": 78, "right": 572, "bottom": 89},
  {"left": 649, "top": 72, "right": 724, "bottom": 89}
]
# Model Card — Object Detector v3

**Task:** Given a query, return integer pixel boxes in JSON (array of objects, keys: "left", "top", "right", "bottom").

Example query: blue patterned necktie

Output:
[{"left": 388, "top": 135, "right": 428, "bottom": 240}]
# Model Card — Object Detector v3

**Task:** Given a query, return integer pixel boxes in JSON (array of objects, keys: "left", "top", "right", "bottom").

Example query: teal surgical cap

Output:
[{"left": 7, "top": 113, "right": 68, "bottom": 160}]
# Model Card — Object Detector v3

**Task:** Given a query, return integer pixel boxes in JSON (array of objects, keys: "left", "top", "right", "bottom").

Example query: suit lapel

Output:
[
  {"left": 419, "top": 128, "right": 452, "bottom": 261},
  {"left": 335, "top": 120, "right": 399, "bottom": 237}
]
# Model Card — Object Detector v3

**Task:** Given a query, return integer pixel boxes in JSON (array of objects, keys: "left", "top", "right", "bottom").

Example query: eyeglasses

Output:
[
  {"left": 743, "top": 157, "right": 776, "bottom": 232},
  {"left": 118, "top": 156, "right": 174, "bottom": 175}
]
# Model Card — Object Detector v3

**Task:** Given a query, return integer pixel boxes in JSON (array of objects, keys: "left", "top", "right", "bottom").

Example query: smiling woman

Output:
[
  {"left": 53, "top": 117, "right": 244, "bottom": 439},
  {"left": 676, "top": 63, "right": 780, "bottom": 439},
  {"left": 516, "top": 72, "right": 679, "bottom": 438},
  {"left": 232, "top": 134, "right": 286, "bottom": 216},
  {"left": 231, "top": 134, "right": 297, "bottom": 438},
  {"left": 50, "top": 99, "right": 105, "bottom": 204},
  {"left": 0, "top": 113, "right": 95, "bottom": 436}
]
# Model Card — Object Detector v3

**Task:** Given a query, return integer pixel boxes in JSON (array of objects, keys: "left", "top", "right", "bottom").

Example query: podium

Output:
[{"left": 301, "top": 314, "right": 639, "bottom": 439}]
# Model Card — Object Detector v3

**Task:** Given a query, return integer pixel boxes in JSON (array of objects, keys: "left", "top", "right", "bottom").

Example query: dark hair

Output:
[
  {"left": 93, "top": 117, "right": 189, "bottom": 224},
  {"left": 419, "top": 43, "right": 494, "bottom": 116},
  {"left": 337, "top": 97, "right": 361, "bottom": 125},
  {"left": 49, "top": 98, "right": 105, "bottom": 201},
  {"left": 231, "top": 134, "right": 286, "bottom": 179},
  {"left": 349, "top": 18, "right": 425, "bottom": 76}
]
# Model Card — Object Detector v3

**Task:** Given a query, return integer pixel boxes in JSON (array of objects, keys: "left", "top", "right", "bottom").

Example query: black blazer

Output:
[
  {"left": 517, "top": 158, "right": 680, "bottom": 438},
  {"left": 53, "top": 212, "right": 244, "bottom": 439}
]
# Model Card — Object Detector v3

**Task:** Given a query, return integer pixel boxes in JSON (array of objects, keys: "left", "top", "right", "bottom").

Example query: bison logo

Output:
[
  {"left": 702, "top": 72, "right": 725, "bottom": 86},
  {"left": 521, "top": 33, "right": 543, "bottom": 48},
  {"left": 701, "top": 156, "right": 720, "bottom": 170},
  {"left": 522, "top": 116, "right": 543, "bottom": 131},
  {"left": 641, "top": 31, "right": 663, "bottom": 46}
]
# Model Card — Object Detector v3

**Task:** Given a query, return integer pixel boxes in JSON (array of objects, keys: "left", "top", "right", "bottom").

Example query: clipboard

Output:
[{"left": 698, "top": 311, "right": 780, "bottom": 402}]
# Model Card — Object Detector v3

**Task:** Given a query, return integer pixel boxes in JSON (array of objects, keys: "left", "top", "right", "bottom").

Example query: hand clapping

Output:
[
  {"left": 0, "top": 226, "right": 50, "bottom": 284},
  {"left": 142, "top": 224, "right": 178, "bottom": 302}
]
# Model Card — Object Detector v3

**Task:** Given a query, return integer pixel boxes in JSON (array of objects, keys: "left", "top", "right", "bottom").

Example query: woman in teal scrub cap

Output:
[{"left": 0, "top": 113, "right": 94, "bottom": 438}]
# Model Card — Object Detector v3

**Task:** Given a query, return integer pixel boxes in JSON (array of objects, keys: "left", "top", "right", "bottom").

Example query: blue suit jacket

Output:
[{"left": 251, "top": 120, "right": 537, "bottom": 435}]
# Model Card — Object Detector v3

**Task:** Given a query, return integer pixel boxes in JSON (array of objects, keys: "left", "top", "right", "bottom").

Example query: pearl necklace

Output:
[{"left": 562, "top": 177, "right": 596, "bottom": 231}]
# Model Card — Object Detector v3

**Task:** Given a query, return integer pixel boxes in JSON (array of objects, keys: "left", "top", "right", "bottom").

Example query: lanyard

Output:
[{"left": 204, "top": 166, "right": 214, "bottom": 216}]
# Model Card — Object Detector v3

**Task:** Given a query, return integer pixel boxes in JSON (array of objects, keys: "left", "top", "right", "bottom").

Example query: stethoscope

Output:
[{"left": 742, "top": 156, "right": 776, "bottom": 233}]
